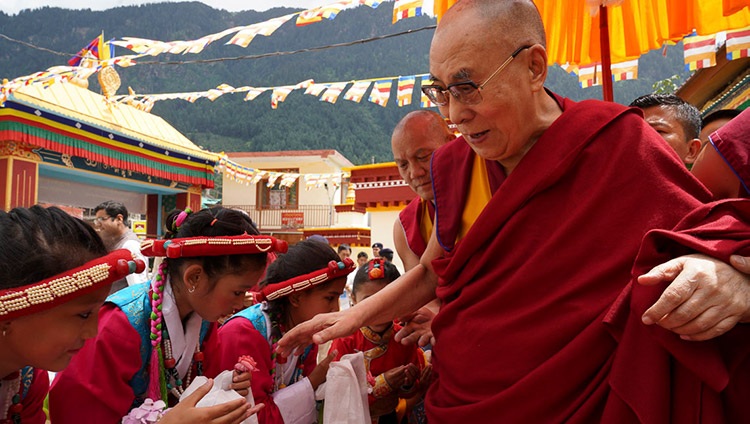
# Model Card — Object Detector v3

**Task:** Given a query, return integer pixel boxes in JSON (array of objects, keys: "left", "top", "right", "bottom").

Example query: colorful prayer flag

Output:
[
  {"left": 369, "top": 79, "right": 393, "bottom": 107},
  {"left": 343, "top": 80, "right": 372, "bottom": 103},
  {"left": 611, "top": 59, "right": 639, "bottom": 82},
  {"left": 243, "top": 87, "right": 268, "bottom": 102},
  {"left": 227, "top": 14, "right": 295, "bottom": 48},
  {"left": 305, "top": 84, "right": 329, "bottom": 97},
  {"left": 68, "top": 34, "right": 112, "bottom": 66},
  {"left": 320, "top": 82, "right": 349, "bottom": 104},
  {"left": 578, "top": 63, "right": 602, "bottom": 88},
  {"left": 359, "top": 0, "right": 381, "bottom": 8},
  {"left": 726, "top": 26, "right": 750, "bottom": 60},
  {"left": 419, "top": 75, "right": 436, "bottom": 108},
  {"left": 271, "top": 86, "right": 295, "bottom": 109},
  {"left": 393, "top": 0, "right": 424, "bottom": 23},
  {"left": 683, "top": 33, "right": 718, "bottom": 71},
  {"left": 296, "top": 1, "right": 353, "bottom": 26},
  {"left": 397, "top": 75, "right": 416, "bottom": 107}
]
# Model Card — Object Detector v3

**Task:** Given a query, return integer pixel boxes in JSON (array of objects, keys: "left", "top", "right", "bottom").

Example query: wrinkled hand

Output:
[
  {"left": 230, "top": 370, "right": 251, "bottom": 397},
  {"left": 638, "top": 253, "right": 750, "bottom": 341},
  {"left": 383, "top": 363, "right": 419, "bottom": 389},
  {"left": 395, "top": 307, "right": 436, "bottom": 347},
  {"left": 308, "top": 350, "right": 337, "bottom": 390},
  {"left": 161, "top": 378, "right": 265, "bottom": 424},
  {"left": 277, "top": 310, "right": 359, "bottom": 358}
]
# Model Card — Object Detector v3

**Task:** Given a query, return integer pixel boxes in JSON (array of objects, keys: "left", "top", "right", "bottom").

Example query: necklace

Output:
[
  {"left": 159, "top": 314, "right": 204, "bottom": 400},
  {"left": 270, "top": 321, "right": 308, "bottom": 391},
  {"left": 0, "top": 371, "right": 22, "bottom": 424}
]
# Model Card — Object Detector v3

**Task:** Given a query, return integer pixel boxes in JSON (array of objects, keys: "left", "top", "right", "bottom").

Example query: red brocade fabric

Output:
[{"left": 424, "top": 93, "right": 750, "bottom": 422}]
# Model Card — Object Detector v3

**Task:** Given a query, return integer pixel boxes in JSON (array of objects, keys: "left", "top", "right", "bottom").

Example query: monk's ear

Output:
[
  {"left": 527, "top": 44, "right": 548, "bottom": 92},
  {"left": 684, "top": 138, "right": 702, "bottom": 165}
]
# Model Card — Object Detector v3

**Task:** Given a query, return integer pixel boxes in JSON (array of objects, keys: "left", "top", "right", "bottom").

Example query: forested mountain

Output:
[{"left": 0, "top": 2, "right": 691, "bottom": 165}]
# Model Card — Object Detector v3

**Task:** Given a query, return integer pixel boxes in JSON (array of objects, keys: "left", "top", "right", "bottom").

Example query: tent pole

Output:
[{"left": 600, "top": 5, "right": 614, "bottom": 102}]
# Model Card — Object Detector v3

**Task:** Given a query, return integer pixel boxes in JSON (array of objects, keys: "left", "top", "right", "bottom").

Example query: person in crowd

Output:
[
  {"left": 392, "top": 110, "right": 456, "bottom": 271},
  {"left": 208, "top": 239, "right": 354, "bottom": 424},
  {"left": 93, "top": 200, "right": 149, "bottom": 293},
  {"left": 279, "top": 1, "right": 750, "bottom": 422},
  {"left": 699, "top": 108, "right": 742, "bottom": 145},
  {"left": 691, "top": 108, "right": 750, "bottom": 199},
  {"left": 0, "top": 206, "right": 245, "bottom": 424},
  {"left": 630, "top": 93, "right": 702, "bottom": 166},
  {"left": 330, "top": 258, "right": 429, "bottom": 424},
  {"left": 357, "top": 251, "right": 369, "bottom": 267},
  {"left": 0, "top": 205, "right": 142, "bottom": 423},
  {"left": 371, "top": 242, "right": 383, "bottom": 259},
  {"left": 390, "top": 110, "right": 456, "bottom": 348},
  {"left": 378, "top": 248, "right": 394, "bottom": 263},
  {"left": 50, "top": 206, "right": 284, "bottom": 422},
  {"left": 337, "top": 243, "right": 352, "bottom": 261}
]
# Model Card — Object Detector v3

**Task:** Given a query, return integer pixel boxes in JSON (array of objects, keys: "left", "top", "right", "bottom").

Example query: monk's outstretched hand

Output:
[
  {"left": 395, "top": 307, "right": 436, "bottom": 347},
  {"left": 638, "top": 253, "right": 750, "bottom": 341},
  {"left": 276, "top": 309, "right": 360, "bottom": 357}
]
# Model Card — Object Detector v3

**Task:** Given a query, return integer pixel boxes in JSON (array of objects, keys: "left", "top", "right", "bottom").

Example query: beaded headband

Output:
[
  {"left": 367, "top": 258, "right": 386, "bottom": 280},
  {"left": 140, "top": 234, "right": 288, "bottom": 258},
  {"left": 258, "top": 257, "right": 356, "bottom": 302},
  {"left": 0, "top": 249, "right": 146, "bottom": 321}
]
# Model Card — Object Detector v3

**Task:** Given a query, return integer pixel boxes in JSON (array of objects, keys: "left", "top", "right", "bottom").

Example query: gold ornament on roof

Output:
[{"left": 98, "top": 65, "right": 121, "bottom": 98}]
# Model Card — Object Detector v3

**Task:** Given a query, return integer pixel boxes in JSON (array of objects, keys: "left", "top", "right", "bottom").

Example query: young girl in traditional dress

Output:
[
  {"left": 50, "top": 206, "right": 286, "bottom": 422},
  {"left": 329, "top": 259, "right": 430, "bottom": 424},
  {"left": 0, "top": 205, "right": 145, "bottom": 423},
  {"left": 209, "top": 238, "right": 355, "bottom": 424}
]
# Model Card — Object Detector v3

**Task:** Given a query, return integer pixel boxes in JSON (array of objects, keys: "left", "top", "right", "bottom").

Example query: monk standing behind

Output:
[{"left": 279, "top": 1, "right": 750, "bottom": 422}]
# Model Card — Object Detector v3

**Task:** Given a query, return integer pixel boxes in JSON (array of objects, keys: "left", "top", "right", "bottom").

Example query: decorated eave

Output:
[
  {"left": 349, "top": 162, "right": 415, "bottom": 209},
  {"left": 0, "top": 82, "right": 219, "bottom": 188},
  {"left": 677, "top": 43, "right": 750, "bottom": 114}
]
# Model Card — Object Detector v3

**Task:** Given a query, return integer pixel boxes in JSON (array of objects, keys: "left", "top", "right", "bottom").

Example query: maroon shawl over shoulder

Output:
[
  {"left": 398, "top": 196, "right": 435, "bottom": 258},
  {"left": 425, "top": 94, "right": 725, "bottom": 422}
]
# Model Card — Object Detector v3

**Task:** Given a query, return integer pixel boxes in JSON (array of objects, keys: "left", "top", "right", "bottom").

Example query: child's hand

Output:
[
  {"left": 161, "top": 379, "right": 265, "bottom": 424},
  {"left": 231, "top": 370, "right": 252, "bottom": 397},
  {"left": 383, "top": 364, "right": 418, "bottom": 389},
  {"left": 308, "top": 350, "right": 337, "bottom": 390}
]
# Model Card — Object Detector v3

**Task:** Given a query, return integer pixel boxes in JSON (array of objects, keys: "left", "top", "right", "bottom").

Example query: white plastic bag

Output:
[
  {"left": 320, "top": 352, "right": 370, "bottom": 424},
  {"left": 180, "top": 370, "right": 259, "bottom": 424}
]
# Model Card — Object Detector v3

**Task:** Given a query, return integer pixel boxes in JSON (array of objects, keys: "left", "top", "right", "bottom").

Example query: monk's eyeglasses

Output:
[{"left": 421, "top": 45, "right": 533, "bottom": 106}]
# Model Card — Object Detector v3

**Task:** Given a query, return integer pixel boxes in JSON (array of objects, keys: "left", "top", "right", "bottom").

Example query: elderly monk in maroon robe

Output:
[
  {"left": 391, "top": 110, "right": 456, "bottom": 347},
  {"left": 279, "top": 1, "right": 750, "bottom": 422}
]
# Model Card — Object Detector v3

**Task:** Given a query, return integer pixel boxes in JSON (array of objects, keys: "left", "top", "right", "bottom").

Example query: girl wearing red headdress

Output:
[
  {"left": 50, "top": 206, "right": 286, "bottom": 423},
  {"left": 209, "top": 238, "right": 355, "bottom": 424},
  {"left": 0, "top": 205, "right": 146, "bottom": 423}
]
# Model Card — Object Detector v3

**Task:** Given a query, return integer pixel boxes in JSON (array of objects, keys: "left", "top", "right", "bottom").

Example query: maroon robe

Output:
[
  {"left": 424, "top": 93, "right": 746, "bottom": 422},
  {"left": 398, "top": 197, "right": 435, "bottom": 258}
]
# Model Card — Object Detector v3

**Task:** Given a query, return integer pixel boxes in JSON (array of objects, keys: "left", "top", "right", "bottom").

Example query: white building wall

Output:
[{"left": 368, "top": 209, "right": 404, "bottom": 273}]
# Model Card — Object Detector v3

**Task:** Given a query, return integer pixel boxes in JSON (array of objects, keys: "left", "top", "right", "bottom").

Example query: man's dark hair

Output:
[
  {"left": 337, "top": 244, "right": 351, "bottom": 253},
  {"left": 357, "top": 251, "right": 368, "bottom": 260},
  {"left": 94, "top": 200, "right": 129, "bottom": 224},
  {"left": 702, "top": 109, "right": 742, "bottom": 128},
  {"left": 379, "top": 248, "right": 394, "bottom": 262},
  {"left": 629, "top": 93, "right": 702, "bottom": 140}
]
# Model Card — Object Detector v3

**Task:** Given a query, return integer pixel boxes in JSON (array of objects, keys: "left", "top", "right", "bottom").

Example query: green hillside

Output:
[{"left": 0, "top": 2, "right": 691, "bottom": 165}]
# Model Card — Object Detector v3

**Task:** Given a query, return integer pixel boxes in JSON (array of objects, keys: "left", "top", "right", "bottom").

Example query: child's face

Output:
[
  {"left": 2, "top": 284, "right": 111, "bottom": 372},
  {"left": 691, "top": 144, "right": 741, "bottom": 200},
  {"left": 191, "top": 266, "right": 264, "bottom": 322},
  {"left": 293, "top": 277, "right": 347, "bottom": 324},
  {"left": 353, "top": 280, "right": 388, "bottom": 305}
]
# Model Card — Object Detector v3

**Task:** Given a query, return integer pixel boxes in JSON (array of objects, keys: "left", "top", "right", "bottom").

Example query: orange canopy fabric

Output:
[{"left": 433, "top": 0, "right": 750, "bottom": 66}]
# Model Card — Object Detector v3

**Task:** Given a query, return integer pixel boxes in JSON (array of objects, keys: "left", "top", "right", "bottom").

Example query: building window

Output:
[{"left": 257, "top": 169, "right": 299, "bottom": 209}]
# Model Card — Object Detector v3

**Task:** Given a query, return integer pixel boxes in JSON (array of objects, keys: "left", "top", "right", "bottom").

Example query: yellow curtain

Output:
[{"left": 433, "top": 0, "right": 750, "bottom": 66}]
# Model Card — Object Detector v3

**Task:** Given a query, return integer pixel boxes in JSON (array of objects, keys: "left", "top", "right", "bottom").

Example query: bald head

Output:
[
  {"left": 437, "top": 0, "right": 546, "bottom": 50},
  {"left": 392, "top": 111, "right": 456, "bottom": 200}
]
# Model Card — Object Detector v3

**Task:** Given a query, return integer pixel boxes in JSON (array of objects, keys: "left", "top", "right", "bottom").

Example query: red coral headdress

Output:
[
  {"left": 0, "top": 249, "right": 146, "bottom": 320},
  {"left": 257, "top": 257, "right": 356, "bottom": 302},
  {"left": 140, "top": 234, "right": 288, "bottom": 258}
]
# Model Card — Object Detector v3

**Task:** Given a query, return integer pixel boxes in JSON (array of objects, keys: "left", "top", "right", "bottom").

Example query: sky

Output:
[{"left": 0, "top": 0, "right": 436, "bottom": 15}]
